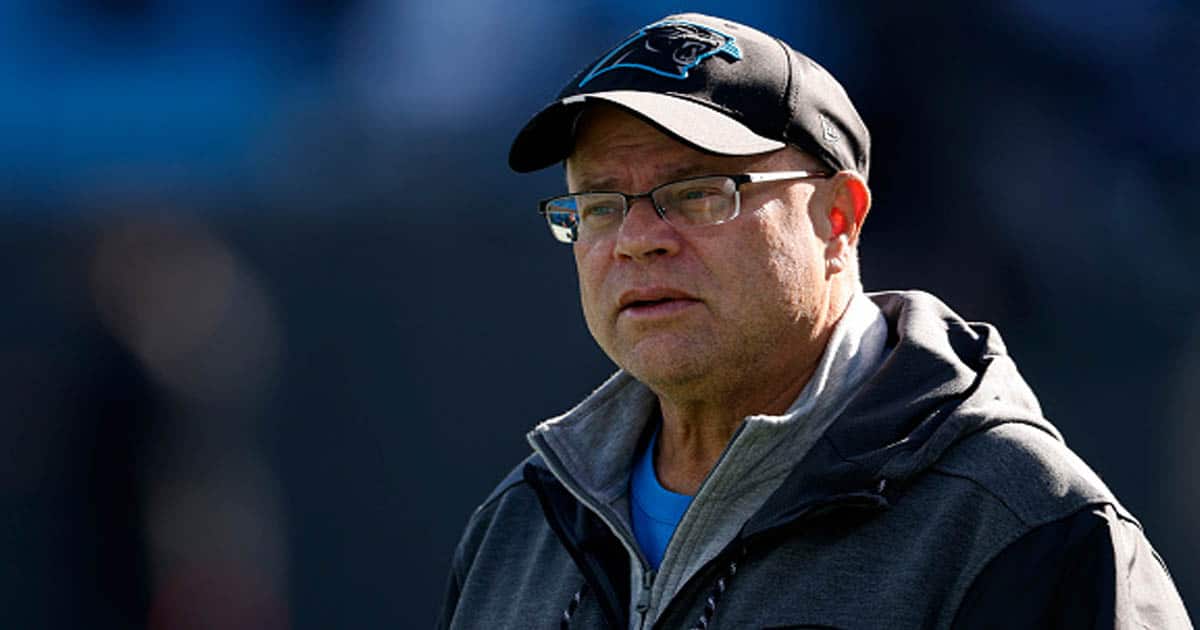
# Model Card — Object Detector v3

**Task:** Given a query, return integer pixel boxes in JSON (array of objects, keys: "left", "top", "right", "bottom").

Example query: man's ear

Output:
[
  {"left": 827, "top": 171, "right": 871, "bottom": 246},
  {"left": 822, "top": 171, "right": 870, "bottom": 278}
]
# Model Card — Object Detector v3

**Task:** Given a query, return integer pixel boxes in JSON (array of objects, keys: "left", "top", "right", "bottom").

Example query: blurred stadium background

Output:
[{"left": 1, "top": 1, "right": 1196, "bottom": 627}]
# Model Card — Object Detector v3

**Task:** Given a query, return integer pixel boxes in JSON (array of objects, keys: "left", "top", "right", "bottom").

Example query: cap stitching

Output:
[
  {"left": 771, "top": 38, "right": 841, "bottom": 173},
  {"left": 662, "top": 91, "right": 745, "bottom": 120},
  {"left": 773, "top": 37, "right": 794, "bottom": 140}
]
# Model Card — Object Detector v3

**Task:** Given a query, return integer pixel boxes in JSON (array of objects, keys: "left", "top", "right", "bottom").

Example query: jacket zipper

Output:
[
  {"left": 636, "top": 421, "right": 753, "bottom": 628},
  {"left": 533, "top": 422, "right": 755, "bottom": 629},
  {"left": 635, "top": 568, "right": 655, "bottom": 629}
]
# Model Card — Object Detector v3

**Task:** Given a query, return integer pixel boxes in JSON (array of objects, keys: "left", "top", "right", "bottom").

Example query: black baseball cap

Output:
[{"left": 508, "top": 13, "right": 870, "bottom": 179}]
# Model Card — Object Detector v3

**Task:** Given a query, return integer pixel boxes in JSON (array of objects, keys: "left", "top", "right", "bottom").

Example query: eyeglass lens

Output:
[{"left": 543, "top": 176, "right": 740, "bottom": 243}]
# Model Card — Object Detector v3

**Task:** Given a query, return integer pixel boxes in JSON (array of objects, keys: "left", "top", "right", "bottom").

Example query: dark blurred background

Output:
[{"left": 1, "top": 1, "right": 1196, "bottom": 628}]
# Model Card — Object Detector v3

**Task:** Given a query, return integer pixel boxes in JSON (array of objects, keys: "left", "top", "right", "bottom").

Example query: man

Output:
[{"left": 439, "top": 13, "right": 1191, "bottom": 629}]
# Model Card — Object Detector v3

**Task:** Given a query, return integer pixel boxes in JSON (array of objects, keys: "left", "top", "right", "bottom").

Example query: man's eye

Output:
[
  {"left": 678, "top": 187, "right": 721, "bottom": 201},
  {"left": 581, "top": 204, "right": 619, "bottom": 219}
]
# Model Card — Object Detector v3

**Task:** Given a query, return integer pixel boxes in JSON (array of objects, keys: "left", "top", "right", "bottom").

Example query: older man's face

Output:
[{"left": 567, "top": 106, "right": 838, "bottom": 396}]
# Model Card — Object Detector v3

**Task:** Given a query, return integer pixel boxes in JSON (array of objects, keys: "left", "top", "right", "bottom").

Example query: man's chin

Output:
[{"left": 618, "top": 344, "right": 712, "bottom": 390}]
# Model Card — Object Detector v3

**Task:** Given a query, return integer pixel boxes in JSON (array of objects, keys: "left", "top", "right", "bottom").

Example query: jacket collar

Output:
[{"left": 744, "top": 291, "right": 1062, "bottom": 536}]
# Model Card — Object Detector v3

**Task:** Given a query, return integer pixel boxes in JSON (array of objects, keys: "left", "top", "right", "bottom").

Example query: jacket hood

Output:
[
  {"left": 847, "top": 290, "right": 1057, "bottom": 479},
  {"left": 743, "top": 290, "right": 1061, "bottom": 535}
]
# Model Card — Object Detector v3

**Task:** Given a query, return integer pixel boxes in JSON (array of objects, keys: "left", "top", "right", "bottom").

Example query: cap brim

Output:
[{"left": 508, "top": 90, "right": 786, "bottom": 173}]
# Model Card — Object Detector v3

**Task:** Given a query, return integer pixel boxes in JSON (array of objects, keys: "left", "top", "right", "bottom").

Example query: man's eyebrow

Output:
[{"left": 571, "top": 174, "right": 621, "bottom": 191}]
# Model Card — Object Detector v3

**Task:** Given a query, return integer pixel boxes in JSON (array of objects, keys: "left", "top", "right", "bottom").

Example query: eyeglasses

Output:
[{"left": 537, "top": 170, "right": 833, "bottom": 244}]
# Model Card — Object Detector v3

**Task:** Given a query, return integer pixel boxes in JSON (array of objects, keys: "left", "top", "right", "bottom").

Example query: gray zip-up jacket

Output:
[{"left": 439, "top": 291, "right": 1191, "bottom": 629}]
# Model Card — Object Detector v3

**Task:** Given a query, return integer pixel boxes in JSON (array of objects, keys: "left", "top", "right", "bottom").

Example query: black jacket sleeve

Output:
[{"left": 951, "top": 504, "right": 1192, "bottom": 629}]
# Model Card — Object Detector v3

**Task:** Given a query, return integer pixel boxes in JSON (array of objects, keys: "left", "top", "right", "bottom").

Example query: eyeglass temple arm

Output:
[{"left": 742, "top": 170, "right": 832, "bottom": 184}]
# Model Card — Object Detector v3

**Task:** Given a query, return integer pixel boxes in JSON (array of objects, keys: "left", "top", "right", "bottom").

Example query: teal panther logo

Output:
[{"left": 578, "top": 20, "right": 742, "bottom": 87}]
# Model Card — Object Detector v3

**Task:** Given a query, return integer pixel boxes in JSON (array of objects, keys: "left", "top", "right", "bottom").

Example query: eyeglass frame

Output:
[{"left": 536, "top": 170, "right": 834, "bottom": 244}]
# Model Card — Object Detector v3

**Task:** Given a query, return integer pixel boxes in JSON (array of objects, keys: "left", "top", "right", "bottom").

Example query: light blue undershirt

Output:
[{"left": 630, "top": 429, "right": 693, "bottom": 569}]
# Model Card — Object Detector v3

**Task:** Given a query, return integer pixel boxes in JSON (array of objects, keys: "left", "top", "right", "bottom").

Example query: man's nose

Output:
[{"left": 613, "top": 197, "right": 681, "bottom": 260}]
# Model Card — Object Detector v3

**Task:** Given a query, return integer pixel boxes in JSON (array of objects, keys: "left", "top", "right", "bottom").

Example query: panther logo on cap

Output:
[{"left": 578, "top": 20, "right": 741, "bottom": 87}]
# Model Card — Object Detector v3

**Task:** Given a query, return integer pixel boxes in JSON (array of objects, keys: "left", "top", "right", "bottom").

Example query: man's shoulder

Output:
[
  {"left": 473, "top": 452, "right": 545, "bottom": 517},
  {"left": 449, "top": 453, "right": 549, "bottom": 570},
  {"left": 929, "top": 421, "right": 1130, "bottom": 528}
]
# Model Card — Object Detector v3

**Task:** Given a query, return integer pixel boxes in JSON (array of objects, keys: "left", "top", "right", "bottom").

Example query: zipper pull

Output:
[{"left": 635, "top": 569, "right": 655, "bottom": 622}]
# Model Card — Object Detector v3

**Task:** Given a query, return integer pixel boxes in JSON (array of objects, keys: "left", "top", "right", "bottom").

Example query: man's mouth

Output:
[
  {"left": 625, "top": 297, "right": 676, "bottom": 309},
  {"left": 617, "top": 289, "right": 700, "bottom": 317}
]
